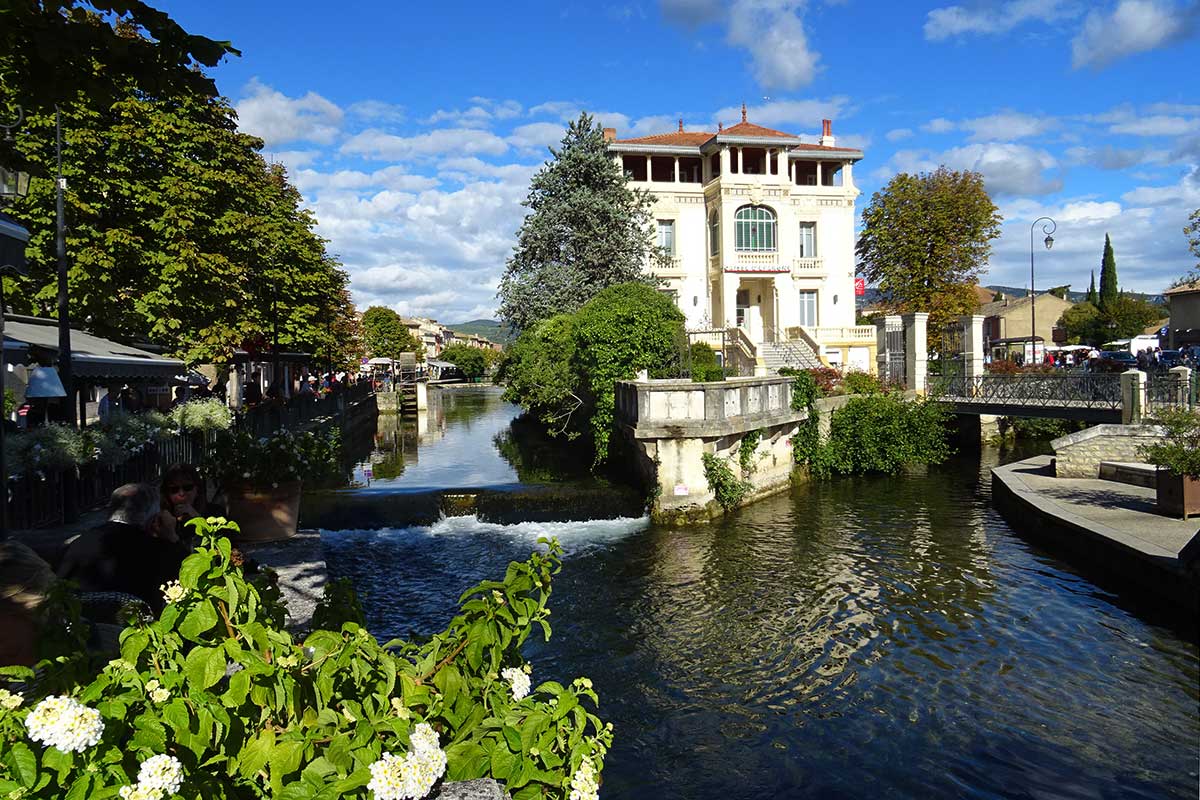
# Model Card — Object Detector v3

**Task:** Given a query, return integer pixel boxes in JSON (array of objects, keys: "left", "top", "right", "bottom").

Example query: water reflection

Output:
[{"left": 324, "top": 396, "right": 1199, "bottom": 799}]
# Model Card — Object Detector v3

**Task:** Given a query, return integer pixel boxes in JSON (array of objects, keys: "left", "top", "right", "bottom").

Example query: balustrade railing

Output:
[
  {"left": 927, "top": 373, "right": 1123, "bottom": 410},
  {"left": 1147, "top": 374, "right": 1192, "bottom": 411}
]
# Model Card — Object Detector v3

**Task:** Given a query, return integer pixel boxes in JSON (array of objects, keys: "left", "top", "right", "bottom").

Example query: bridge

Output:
[{"left": 926, "top": 373, "right": 1126, "bottom": 423}]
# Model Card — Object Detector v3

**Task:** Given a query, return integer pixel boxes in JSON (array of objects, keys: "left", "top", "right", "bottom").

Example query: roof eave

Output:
[{"left": 608, "top": 143, "right": 705, "bottom": 156}]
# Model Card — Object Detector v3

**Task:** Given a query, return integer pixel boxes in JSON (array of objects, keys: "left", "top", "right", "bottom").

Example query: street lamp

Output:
[{"left": 1030, "top": 216, "right": 1056, "bottom": 364}]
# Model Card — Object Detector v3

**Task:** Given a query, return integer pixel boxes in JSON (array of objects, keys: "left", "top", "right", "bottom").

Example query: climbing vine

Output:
[{"left": 702, "top": 452, "right": 752, "bottom": 513}]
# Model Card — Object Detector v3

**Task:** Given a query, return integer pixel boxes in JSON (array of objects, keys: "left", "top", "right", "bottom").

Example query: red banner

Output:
[{"left": 854, "top": 277, "right": 865, "bottom": 296}]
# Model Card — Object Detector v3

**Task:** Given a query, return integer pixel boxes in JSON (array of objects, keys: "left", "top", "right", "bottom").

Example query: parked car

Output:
[
  {"left": 1088, "top": 350, "right": 1138, "bottom": 373},
  {"left": 1158, "top": 350, "right": 1184, "bottom": 368}
]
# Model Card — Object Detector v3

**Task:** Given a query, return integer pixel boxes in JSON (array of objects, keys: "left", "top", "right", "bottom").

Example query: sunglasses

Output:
[{"left": 166, "top": 483, "right": 196, "bottom": 493}]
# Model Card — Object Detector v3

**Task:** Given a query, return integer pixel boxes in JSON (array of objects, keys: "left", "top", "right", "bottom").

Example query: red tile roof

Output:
[
  {"left": 720, "top": 121, "right": 797, "bottom": 138},
  {"left": 613, "top": 131, "right": 716, "bottom": 146}
]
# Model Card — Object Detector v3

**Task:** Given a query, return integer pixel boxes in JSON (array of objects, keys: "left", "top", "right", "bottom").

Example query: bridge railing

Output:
[
  {"left": 1147, "top": 373, "right": 1193, "bottom": 412},
  {"left": 927, "top": 373, "right": 1123, "bottom": 410}
]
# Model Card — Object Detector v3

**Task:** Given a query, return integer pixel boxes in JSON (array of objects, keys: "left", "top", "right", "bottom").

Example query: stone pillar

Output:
[
  {"left": 720, "top": 147, "right": 731, "bottom": 175},
  {"left": 962, "top": 314, "right": 985, "bottom": 383},
  {"left": 416, "top": 380, "right": 428, "bottom": 411},
  {"left": 736, "top": 147, "right": 743, "bottom": 174},
  {"left": 843, "top": 162, "right": 854, "bottom": 189},
  {"left": 777, "top": 149, "right": 787, "bottom": 178},
  {"left": 1169, "top": 365, "right": 1192, "bottom": 407},
  {"left": 645, "top": 155, "right": 651, "bottom": 182},
  {"left": 673, "top": 157, "right": 680, "bottom": 183},
  {"left": 816, "top": 161, "right": 823, "bottom": 186},
  {"left": 902, "top": 312, "right": 929, "bottom": 395},
  {"left": 875, "top": 314, "right": 900, "bottom": 377},
  {"left": 1121, "top": 369, "right": 1147, "bottom": 424},
  {"left": 228, "top": 363, "right": 243, "bottom": 409}
]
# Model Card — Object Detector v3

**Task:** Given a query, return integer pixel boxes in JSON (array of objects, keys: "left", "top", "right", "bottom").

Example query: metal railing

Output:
[
  {"left": 927, "top": 373, "right": 1123, "bottom": 410},
  {"left": 1147, "top": 374, "right": 1192, "bottom": 411},
  {"left": 236, "top": 380, "right": 373, "bottom": 438}
]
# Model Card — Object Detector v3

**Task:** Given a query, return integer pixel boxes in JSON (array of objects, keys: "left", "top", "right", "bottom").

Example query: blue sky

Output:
[{"left": 157, "top": 0, "right": 1200, "bottom": 322}]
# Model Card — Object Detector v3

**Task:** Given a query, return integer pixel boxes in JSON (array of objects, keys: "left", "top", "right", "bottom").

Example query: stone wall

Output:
[{"left": 1051, "top": 424, "right": 1163, "bottom": 478}]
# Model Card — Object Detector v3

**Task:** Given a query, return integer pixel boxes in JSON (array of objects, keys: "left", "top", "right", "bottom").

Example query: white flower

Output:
[
  {"left": 501, "top": 667, "right": 531, "bottom": 701},
  {"left": 118, "top": 784, "right": 163, "bottom": 800},
  {"left": 25, "top": 695, "right": 104, "bottom": 753},
  {"left": 160, "top": 581, "right": 186, "bottom": 604},
  {"left": 0, "top": 688, "right": 23, "bottom": 711},
  {"left": 568, "top": 758, "right": 600, "bottom": 800},
  {"left": 137, "top": 753, "right": 184, "bottom": 795},
  {"left": 366, "top": 723, "right": 447, "bottom": 800},
  {"left": 145, "top": 680, "right": 160, "bottom": 691},
  {"left": 150, "top": 687, "right": 170, "bottom": 704}
]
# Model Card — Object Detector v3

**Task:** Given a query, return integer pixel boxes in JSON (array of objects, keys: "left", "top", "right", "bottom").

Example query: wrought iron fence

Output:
[
  {"left": 927, "top": 373, "right": 1123, "bottom": 410},
  {"left": 236, "top": 380, "right": 374, "bottom": 437},
  {"left": 1146, "top": 374, "right": 1192, "bottom": 412},
  {"left": 882, "top": 322, "right": 906, "bottom": 388}
]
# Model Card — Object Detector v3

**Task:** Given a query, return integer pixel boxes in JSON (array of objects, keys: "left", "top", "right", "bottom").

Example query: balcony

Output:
[
  {"left": 792, "top": 257, "right": 823, "bottom": 273},
  {"left": 650, "top": 256, "right": 687, "bottom": 277}
]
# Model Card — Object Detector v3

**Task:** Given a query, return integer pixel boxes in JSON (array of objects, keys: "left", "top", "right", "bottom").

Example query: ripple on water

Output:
[{"left": 323, "top": 430, "right": 1199, "bottom": 799}]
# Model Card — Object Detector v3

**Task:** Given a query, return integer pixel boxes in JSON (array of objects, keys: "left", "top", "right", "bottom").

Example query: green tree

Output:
[
  {"left": 497, "top": 113, "right": 663, "bottom": 332},
  {"left": 1098, "top": 233, "right": 1118, "bottom": 311},
  {"left": 498, "top": 314, "right": 581, "bottom": 435},
  {"left": 1047, "top": 284, "right": 1070, "bottom": 299},
  {"left": 360, "top": 306, "right": 418, "bottom": 359},
  {"left": 1058, "top": 302, "right": 1102, "bottom": 345},
  {"left": 439, "top": 344, "right": 488, "bottom": 381},
  {"left": 1102, "top": 294, "right": 1163, "bottom": 340},
  {"left": 856, "top": 167, "right": 1002, "bottom": 332},
  {"left": 1087, "top": 270, "right": 1098, "bottom": 305}
]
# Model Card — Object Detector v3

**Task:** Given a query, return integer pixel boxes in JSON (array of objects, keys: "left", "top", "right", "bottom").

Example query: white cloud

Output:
[
  {"left": 1071, "top": 0, "right": 1197, "bottom": 69},
  {"left": 1109, "top": 114, "right": 1200, "bottom": 136},
  {"left": 924, "top": 0, "right": 1079, "bottom": 40},
  {"left": 267, "top": 150, "right": 320, "bottom": 171},
  {"left": 726, "top": 0, "right": 820, "bottom": 90},
  {"left": 426, "top": 99, "right": 524, "bottom": 128},
  {"left": 293, "top": 166, "right": 440, "bottom": 194},
  {"left": 1063, "top": 144, "right": 1172, "bottom": 169},
  {"left": 922, "top": 117, "right": 956, "bottom": 133},
  {"left": 340, "top": 128, "right": 509, "bottom": 160},
  {"left": 886, "top": 128, "right": 914, "bottom": 142},
  {"left": 660, "top": 0, "right": 724, "bottom": 26},
  {"left": 1120, "top": 166, "right": 1200, "bottom": 206},
  {"left": 234, "top": 79, "right": 344, "bottom": 147},
  {"left": 714, "top": 97, "right": 851, "bottom": 132},
  {"left": 347, "top": 100, "right": 407, "bottom": 124},
  {"left": 507, "top": 122, "right": 570, "bottom": 154},
  {"left": 885, "top": 142, "right": 1060, "bottom": 196},
  {"left": 960, "top": 111, "right": 1057, "bottom": 142}
]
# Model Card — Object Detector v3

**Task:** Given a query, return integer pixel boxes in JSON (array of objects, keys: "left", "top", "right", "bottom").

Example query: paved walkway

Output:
[{"left": 992, "top": 455, "right": 1198, "bottom": 614}]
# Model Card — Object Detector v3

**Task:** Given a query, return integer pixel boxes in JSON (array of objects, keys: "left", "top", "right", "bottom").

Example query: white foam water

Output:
[{"left": 321, "top": 513, "right": 650, "bottom": 555}]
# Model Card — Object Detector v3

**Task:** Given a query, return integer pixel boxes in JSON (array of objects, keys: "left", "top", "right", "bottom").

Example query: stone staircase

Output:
[{"left": 758, "top": 339, "right": 822, "bottom": 372}]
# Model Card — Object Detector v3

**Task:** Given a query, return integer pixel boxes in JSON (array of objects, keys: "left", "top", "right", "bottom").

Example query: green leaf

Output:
[
  {"left": 502, "top": 725, "right": 523, "bottom": 753},
  {"left": 238, "top": 729, "right": 275, "bottom": 779},
  {"left": 3, "top": 742, "right": 37, "bottom": 789},
  {"left": 552, "top": 691, "right": 578, "bottom": 721},
  {"left": 223, "top": 668, "right": 250, "bottom": 706},
  {"left": 489, "top": 743, "right": 518, "bottom": 781},
  {"left": 179, "top": 553, "right": 209, "bottom": 588},
  {"left": 119, "top": 629, "right": 149, "bottom": 663},
  {"left": 184, "top": 645, "right": 226, "bottom": 690},
  {"left": 179, "top": 599, "right": 219, "bottom": 640},
  {"left": 63, "top": 773, "right": 92, "bottom": 800}
]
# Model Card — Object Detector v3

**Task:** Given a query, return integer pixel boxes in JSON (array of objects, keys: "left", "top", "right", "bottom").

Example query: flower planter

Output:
[
  {"left": 225, "top": 480, "right": 302, "bottom": 542},
  {"left": 1156, "top": 469, "right": 1200, "bottom": 520}
]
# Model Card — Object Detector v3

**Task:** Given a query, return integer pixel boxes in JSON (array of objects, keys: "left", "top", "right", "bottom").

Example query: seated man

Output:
[{"left": 57, "top": 483, "right": 188, "bottom": 613}]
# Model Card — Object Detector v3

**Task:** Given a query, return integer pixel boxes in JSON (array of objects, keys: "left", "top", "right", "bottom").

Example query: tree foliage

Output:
[
  {"left": 0, "top": 56, "right": 357, "bottom": 365},
  {"left": 497, "top": 114, "right": 663, "bottom": 332},
  {"left": 500, "top": 283, "right": 684, "bottom": 464},
  {"left": 360, "top": 306, "right": 419, "bottom": 360},
  {"left": 1087, "top": 270, "right": 1098, "bottom": 305},
  {"left": 439, "top": 344, "right": 489, "bottom": 381},
  {"left": 1098, "top": 233, "right": 1118, "bottom": 312},
  {"left": 1056, "top": 296, "right": 1163, "bottom": 345},
  {"left": 0, "top": 520, "right": 613, "bottom": 799},
  {"left": 1175, "top": 208, "right": 1200, "bottom": 288},
  {"left": 856, "top": 167, "right": 1001, "bottom": 332}
]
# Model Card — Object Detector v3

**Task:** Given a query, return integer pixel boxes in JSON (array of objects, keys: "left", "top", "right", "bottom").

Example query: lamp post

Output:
[{"left": 1030, "top": 216, "right": 1056, "bottom": 364}]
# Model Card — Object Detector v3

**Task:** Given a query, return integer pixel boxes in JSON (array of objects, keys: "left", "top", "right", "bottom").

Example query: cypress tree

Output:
[
  {"left": 1087, "top": 270, "right": 1098, "bottom": 305},
  {"left": 1098, "top": 234, "right": 1118, "bottom": 312}
]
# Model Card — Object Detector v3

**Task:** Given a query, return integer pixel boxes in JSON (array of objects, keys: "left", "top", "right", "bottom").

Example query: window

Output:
[
  {"left": 798, "top": 222, "right": 817, "bottom": 258},
  {"left": 734, "top": 205, "right": 776, "bottom": 252},
  {"left": 798, "top": 290, "right": 818, "bottom": 327},
  {"left": 657, "top": 219, "right": 675, "bottom": 254},
  {"left": 709, "top": 211, "right": 719, "bottom": 255}
]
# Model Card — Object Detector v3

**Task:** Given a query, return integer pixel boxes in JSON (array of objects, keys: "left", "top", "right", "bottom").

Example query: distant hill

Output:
[{"left": 445, "top": 319, "right": 513, "bottom": 345}]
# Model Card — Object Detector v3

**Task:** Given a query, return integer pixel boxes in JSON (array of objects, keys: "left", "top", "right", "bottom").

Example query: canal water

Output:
[{"left": 322, "top": 387, "right": 1200, "bottom": 799}]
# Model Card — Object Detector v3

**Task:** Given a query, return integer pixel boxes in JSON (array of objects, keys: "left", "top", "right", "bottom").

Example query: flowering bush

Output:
[
  {"left": 85, "top": 411, "right": 174, "bottom": 467},
  {"left": 6, "top": 411, "right": 175, "bottom": 477},
  {"left": 169, "top": 399, "right": 233, "bottom": 434},
  {"left": 205, "top": 428, "right": 343, "bottom": 490},
  {"left": 0, "top": 518, "right": 612, "bottom": 799}
]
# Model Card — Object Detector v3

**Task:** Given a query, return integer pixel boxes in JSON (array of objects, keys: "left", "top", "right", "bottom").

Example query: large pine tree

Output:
[
  {"left": 1098, "top": 234, "right": 1118, "bottom": 312},
  {"left": 497, "top": 113, "right": 663, "bottom": 332},
  {"left": 1086, "top": 270, "right": 1098, "bottom": 305}
]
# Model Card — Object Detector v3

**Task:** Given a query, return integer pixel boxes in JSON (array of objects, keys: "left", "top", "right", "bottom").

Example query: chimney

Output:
[
  {"left": 741, "top": 103, "right": 748, "bottom": 123},
  {"left": 718, "top": 121, "right": 724, "bottom": 132},
  {"left": 819, "top": 118, "right": 835, "bottom": 147},
  {"left": 602, "top": 127, "right": 616, "bottom": 143},
  {"left": 678, "top": 118, "right": 684, "bottom": 133}
]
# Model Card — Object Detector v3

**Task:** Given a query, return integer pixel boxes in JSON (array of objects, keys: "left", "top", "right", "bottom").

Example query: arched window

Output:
[
  {"left": 734, "top": 205, "right": 776, "bottom": 252},
  {"left": 709, "top": 210, "right": 720, "bottom": 256}
]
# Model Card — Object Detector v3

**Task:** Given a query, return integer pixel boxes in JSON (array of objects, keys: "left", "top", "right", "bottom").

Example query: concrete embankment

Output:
[{"left": 992, "top": 455, "right": 1198, "bottom": 618}]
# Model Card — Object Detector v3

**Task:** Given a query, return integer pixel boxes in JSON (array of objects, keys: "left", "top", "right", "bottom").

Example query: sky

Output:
[{"left": 155, "top": 0, "right": 1200, "bottom": 322}]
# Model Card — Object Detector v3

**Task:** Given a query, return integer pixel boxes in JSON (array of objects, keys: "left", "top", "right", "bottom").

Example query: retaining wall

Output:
[{"left": 1051, "top": 424, "right": 1163, "bottom": 478}]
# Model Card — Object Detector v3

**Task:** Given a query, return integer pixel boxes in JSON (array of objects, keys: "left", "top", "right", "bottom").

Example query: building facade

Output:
[{"left": 607, "top": 107, "right": 869, "bottom": 369}]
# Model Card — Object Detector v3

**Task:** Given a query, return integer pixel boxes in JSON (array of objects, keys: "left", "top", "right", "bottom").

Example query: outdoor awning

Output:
[
  {"left": 0, "top": 214, "right": 29, "bottom": 272},
  {"left": 2, "top": 314, "right": 184, "bottom": 380}
]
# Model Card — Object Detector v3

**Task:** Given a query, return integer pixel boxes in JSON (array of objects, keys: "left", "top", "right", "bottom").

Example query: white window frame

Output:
[
  {"left": 709, "top": 210, "right": 719, "bottom": 256},
  {"left": 798, "top": 222, "right": 817, "bottom": 258},
  {"left": 798, "top": 290, "right": 818, "bottom": 327},
  {"left": 657, "top": 219, "right": 675, "bottom": 255},
  {"left": 734, "top": 205, "right": 776, "bottom": 252}
]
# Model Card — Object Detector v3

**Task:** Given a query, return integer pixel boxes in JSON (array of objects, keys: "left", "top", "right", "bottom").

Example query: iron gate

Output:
[{"left": 883, "top": 320, "right": 907, "bottom": 388}]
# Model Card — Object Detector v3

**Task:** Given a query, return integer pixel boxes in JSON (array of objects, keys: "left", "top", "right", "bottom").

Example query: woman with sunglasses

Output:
[{"left": 160, "top": 464, "right": 222, "bottom": 545}]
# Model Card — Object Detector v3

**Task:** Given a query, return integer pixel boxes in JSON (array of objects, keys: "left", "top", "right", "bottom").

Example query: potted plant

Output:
[
  {"left": 1140, "top": 408, "right": 1200, "bottom": 519},
  {"left": 206, "top": 428, "right": 342, "bottom": 541}
]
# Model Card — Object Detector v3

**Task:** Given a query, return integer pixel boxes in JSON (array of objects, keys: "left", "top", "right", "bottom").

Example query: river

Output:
[{"left": 321, "top": 387, "right": 1199, "bottom": 799}]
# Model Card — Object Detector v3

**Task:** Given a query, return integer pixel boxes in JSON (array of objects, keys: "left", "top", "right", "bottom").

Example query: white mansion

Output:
[{"left": 606, "top": 106, "right": 874, "bottom": 372}]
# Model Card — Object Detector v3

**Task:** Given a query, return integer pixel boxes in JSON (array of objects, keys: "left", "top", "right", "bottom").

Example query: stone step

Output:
[{"left": 1098, "top": 461, "right": 1158, "bottom": 489}]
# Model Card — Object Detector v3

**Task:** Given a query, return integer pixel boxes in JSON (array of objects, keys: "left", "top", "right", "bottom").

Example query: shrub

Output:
[
  {"left": 689, "top": 343, "right": 725, "bottom": 383},
  {"left": 440, "top": 344, "right": 489, "bottom": 381},
  {"left": 206, "top": 428, "right": 343, "bottom": 490},
  {"left": 842, "top": 371, "right": 883, "bottom": 395},
  {"left": 985, "top": 360, "right": 1054, "bottom": 375},
  {"left": 782, "top": 368, "right": 818, "bottom": 411},
  {"left": 0, "top": 519, "right": 612, "bottom": 799},
  {"left": 701, "top": 452, "right": 750, "bottom": 512},
  {"left": 1004, "top": 416, "right": 1075, "bottom": 440},
  {"left": 170, "top": 398, "right": 233, "bottom": 434},
  {"left": 1141, "top": 408, "right": 1200, "bottom": 478}
]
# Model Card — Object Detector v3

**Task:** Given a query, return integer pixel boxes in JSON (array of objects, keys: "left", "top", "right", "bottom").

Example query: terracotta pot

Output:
[
  {"left": 225, "top": 480, "right": 302, "bottom": 542},
  {"left": 1156, "top": 469, "right": 1200, "bottom": 520}
]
